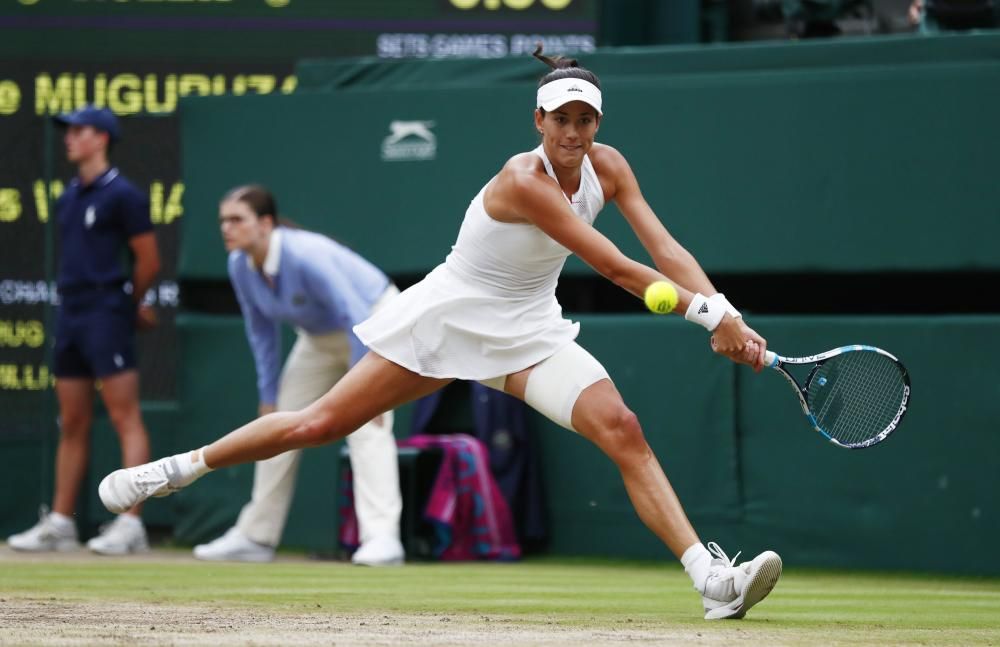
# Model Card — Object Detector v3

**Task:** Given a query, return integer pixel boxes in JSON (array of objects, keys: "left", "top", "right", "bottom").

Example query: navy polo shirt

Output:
[{"left": 55, "top": 167, "right": 152, "bottom": 291}]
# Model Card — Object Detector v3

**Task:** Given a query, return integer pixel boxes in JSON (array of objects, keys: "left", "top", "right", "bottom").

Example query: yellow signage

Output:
[{"left": 450, "top": 0, "right": 574, "bottom": 9}]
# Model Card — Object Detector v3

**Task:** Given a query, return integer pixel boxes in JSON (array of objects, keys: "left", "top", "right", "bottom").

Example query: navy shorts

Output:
[{"left": 54, "top": 288, "right": 137, "bottom": 379}]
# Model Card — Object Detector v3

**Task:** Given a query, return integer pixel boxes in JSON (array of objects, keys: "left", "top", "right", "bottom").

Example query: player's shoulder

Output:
[
  {"left": 588, "top": 143, "right": 629, "bottom": 175},
  {"left": 495, "top": 150, "right": 548, "bottom": 191},
  {"left": 501, "top": 151, "right": 545, "bottom": 175}
]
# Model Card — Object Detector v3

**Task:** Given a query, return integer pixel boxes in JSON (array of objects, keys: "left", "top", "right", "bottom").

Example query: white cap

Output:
[{"left": 536, "top": 77, "right": 603, "bottom": 115}]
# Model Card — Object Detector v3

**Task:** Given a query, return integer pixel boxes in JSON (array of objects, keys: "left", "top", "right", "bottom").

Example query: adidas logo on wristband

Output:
[{"left": 685, "top": 293, "right": 738, "bottom": 332}]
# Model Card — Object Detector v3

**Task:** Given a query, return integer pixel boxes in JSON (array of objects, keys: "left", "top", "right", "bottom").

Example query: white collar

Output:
[{"left": 246, "top": 228, "right": 283, "bottom": 276}]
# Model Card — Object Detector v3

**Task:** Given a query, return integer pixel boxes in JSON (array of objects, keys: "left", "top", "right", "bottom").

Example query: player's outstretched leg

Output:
[
  {"left": 99, "top": 352, "right": 451, "bottom": 514},
  {"left": 698, "top": 542, "right": 782, "bottom": 620},
  {"left": 502, "top": 350, "right": 782, "bottom": 621}
]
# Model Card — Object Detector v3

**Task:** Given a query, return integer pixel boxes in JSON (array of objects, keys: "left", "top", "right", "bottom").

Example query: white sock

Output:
[
  {"left": 191, "top": 446, "right": 214, "bottom": 476},
  {"left": 166, "top": 446, "right": 214, "bottom": 487},
  {"left": 681, "top": 542, "right": 713, "bottom": 593},
  {"left": 48, "top": 512, "right": 74, "bottom": 529},
  {"left": 117, "top": 513, "right": 143, "bottom": 527}
]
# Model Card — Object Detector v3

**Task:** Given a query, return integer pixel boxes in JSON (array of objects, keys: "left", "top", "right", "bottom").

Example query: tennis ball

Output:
[{"left": 644, "top": 281, "right": 678, "bottom": 314}]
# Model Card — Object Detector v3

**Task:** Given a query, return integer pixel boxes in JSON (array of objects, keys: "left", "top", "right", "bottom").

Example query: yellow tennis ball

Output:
[{"left": 644, "top": 281, "right": 678, "bottom": 314}]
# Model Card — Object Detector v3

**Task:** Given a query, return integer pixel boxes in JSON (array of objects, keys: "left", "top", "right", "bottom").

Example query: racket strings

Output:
[
  {"left": 816, "top": 356, "right": 890, "bottom": 436},
  {"left": 825, "top": 355, "right": 902, "bottom": 444},
  {"left": 808, "top": 351, "right": 906, "bottom": 445}
]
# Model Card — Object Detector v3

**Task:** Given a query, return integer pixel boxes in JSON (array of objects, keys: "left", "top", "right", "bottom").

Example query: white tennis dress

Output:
[{"left": 354, "top": 144, "right": 605, "bottom": 380}]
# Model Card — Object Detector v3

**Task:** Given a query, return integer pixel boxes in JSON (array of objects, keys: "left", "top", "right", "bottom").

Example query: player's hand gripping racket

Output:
[{"left": 762, "top": 345, "right": 911, "bottom": 449}]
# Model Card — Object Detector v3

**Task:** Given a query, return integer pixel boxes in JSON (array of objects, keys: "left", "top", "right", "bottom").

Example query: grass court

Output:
[{"left": 2, "top": 547, "right": 998, "bottom": 645}]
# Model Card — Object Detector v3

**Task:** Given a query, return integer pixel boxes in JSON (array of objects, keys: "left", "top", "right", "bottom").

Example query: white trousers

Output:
[{"left": 235, "top": 291, "right": 402, "bottom": 548}]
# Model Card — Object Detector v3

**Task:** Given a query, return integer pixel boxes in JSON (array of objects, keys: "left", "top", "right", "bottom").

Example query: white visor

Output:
[{"left": 536, "top": 77, "right": 602, "bottom": 115}]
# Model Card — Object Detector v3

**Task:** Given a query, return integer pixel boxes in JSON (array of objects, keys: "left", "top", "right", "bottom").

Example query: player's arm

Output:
[
  {"left": 492, "top": 160, "right": 760, "bottom": 366},
  {"left": 504, "top": 169, "right": 751, "bottom": 363},
  {"left": 596, "top": 145, "right": 716, "bottom": 296},
  {"left": 495, "top": 163, "right": 697, "bottom": 310},
  {"left": 596, "top": 145, "right": 766, "bottom": 368}
]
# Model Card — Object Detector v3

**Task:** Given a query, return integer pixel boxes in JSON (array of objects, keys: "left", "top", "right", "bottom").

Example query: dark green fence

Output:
[
  {"left": 541, "top": 315, "right": 999, "bottom": 574},
  {"left": 160, "top": 314, "right": 1000, "bottom": 573}
]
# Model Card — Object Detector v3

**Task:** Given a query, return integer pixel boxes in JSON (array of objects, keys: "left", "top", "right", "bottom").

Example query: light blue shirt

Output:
[{"left": 228, "top": 227, "right": 390, "bottom": 405}]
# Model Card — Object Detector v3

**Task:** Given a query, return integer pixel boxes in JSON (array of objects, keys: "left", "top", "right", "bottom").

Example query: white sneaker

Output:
[
  {"left": 99, "top": 457, "right": 190, "bottom": 514},
  {"left": 351, "top": 535, "right": 404, "bottom": 566},
  {"left": 701, "top": 542, "right": 782, "bottom": 620},
  {"left": 193, "top": 527, "right": 275, "bottom": 563},
  {"left": 87, "top": 515, "right": 150, "bottom": 555},
  {"left": 7, "top": 507, "right": 79, "bottom": 552}
]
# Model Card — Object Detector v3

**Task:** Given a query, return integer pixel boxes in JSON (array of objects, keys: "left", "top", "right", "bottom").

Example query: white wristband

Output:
[
  {"left": 709, "top": 293, "right": 741, "bottom": 320},
  {"left": 685, "top": 293, "right": 741, "bottom": 331},
  {"left": 684, "top": 293, "right": 725, "bottom": 331}
]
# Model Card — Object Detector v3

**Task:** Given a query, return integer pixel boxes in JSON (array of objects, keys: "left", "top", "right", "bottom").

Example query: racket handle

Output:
[{"left": 763, "top": 350, "right": 779, "bottom": 367}]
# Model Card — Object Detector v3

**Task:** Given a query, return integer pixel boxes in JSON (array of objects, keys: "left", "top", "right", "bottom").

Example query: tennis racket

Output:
[{"left": 762, "top": 345, "right": 911, "bottom": 449}]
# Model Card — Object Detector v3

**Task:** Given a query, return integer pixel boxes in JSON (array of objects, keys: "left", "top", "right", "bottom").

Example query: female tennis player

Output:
[{"left": 100, "top": 48, "right": 781, "bottom": 620}]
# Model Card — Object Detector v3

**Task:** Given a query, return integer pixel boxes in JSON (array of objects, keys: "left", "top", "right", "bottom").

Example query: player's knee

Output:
[
  {"left": 287, "top": 416, "right": 331, "bottom": 448},
  {"left": 593, "top": 407, "right": 648, "bottom": 464},
  {"left": 286, "top": 408, "right": 344, "bottom": 448}
]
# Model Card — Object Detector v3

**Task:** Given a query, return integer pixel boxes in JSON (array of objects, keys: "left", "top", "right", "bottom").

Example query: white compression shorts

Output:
[{"left": 479, "top": 342, "right": 610, "bottom": 432}]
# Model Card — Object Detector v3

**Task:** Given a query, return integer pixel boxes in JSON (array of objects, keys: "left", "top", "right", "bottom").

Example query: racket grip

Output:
[{"left": 763, "top": 350, "right": 778, "bottom": 367}]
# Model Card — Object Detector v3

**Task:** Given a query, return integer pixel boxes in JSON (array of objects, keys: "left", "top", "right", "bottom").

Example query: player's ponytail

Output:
[
  {"left": 532, "top": 43, "right": 601, "bottom": 93},
  {"left": 532, "top": 43, "right": 580, "bottom": 72}
]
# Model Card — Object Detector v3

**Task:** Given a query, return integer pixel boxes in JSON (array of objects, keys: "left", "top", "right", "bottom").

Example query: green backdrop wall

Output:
[
  {"left": 164, "top": 314, "right": 999, "bottom": 574},
  {"left": 541, "top": 315, "right": 999, "bottom": 574},
  {"left": 180, "top": 35, "right": 1000, "bottom": 280}
]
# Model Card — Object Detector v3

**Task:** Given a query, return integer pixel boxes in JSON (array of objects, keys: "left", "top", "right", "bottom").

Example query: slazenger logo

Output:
[
  {"left": 85, "top": 205, "right": 96, "bottom": 228},
  {"left": 381, "top": 120, "right": 436, "bottom": 161}
]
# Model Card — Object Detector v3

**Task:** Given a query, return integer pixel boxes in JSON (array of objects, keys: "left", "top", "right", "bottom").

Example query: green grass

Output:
[{"left": 3, "top": 554, "right": 999, "bottom": 645}]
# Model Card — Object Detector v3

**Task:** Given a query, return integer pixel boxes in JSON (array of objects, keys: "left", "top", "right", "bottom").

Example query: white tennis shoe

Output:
[
  {"left": 193, "top": 527, "right": 275, "bottom": 563},
  {"left": 351, "top": 535, "right": 405, "bottom": 567},
  {"left": 99, "top": 457, "right": 189, "bottom": 514},
  {"left": 7, "top": 507, "right": 79, "bottom": 552},
  {"left": 701, "top": 542, "right": 782, "bottom": 620},
  {"left": 87, "top": 514, "right": 149, "bottom": 555}
]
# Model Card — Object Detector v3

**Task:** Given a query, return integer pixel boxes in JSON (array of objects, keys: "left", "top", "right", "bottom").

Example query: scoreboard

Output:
[
  {"left": 0, "top": 1, "right": 598, "bottom": 60},
  {"left": 0, "top": 0, "right": 597, "bottom": 414}
]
